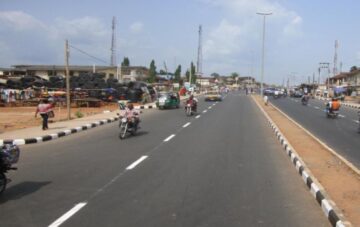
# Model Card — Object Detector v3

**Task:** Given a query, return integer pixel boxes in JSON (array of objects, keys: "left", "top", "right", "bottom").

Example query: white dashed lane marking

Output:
[
  {"left": 195, "top": 115, "right": 201, "bottom": 119},
  {"left": 203, "top": 110, "right": 207, "bottom": 113},
  {"left": 49, "top": 202, "right": 87, "bottom": 227},
  {"left": 126, "top": 156, "right": 148, "bottom": 170},
  {"left": 164, "top": 134, "right": 176, "bottom": 142},
  {"left": 183, "top": 122, "right": 191, "bottom": 128}
]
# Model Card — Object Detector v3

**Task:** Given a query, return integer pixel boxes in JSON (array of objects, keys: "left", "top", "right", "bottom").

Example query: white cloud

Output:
[
  {"left": 200, "top": 0, "right": 303, "bottom": 75},
  {"left": 0, "top": 11, "right": 46, "bottom": 31},
  {"left": 204, "top": 19, "right": 246, "bottom": 58},
  {"left": 130, "top": 22, "right": 144, "bottom": 33}
]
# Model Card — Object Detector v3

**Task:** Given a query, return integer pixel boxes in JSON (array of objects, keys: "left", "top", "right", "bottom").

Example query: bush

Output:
[{"left": 75, "top": 110, "right": 84, "bottom": 118}]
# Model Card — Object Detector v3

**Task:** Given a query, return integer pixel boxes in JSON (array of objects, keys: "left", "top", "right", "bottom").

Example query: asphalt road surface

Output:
[
  {"left": 270, "top": 96, "right": 360, "bottom": 169},
  {"left": 0, "top": 92, "right": 329, "bottom": 227}
]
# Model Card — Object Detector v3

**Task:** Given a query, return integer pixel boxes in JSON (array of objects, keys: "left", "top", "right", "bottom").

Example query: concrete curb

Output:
[
  {"left": 134, "top": 104, "right": 156, "bottom": 110},
  {"left": 0, "top": 117, "right": 120, "bottom": 146},
  {"left": 252, "top": 96, "right": 352, "bottom": 227}
]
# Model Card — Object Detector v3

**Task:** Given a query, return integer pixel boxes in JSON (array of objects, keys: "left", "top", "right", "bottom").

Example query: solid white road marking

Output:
[
  {"left": 49, "top": 202, "right": 87, "bottom": 227},
  {"left": 126, "top": 156, "right": 148, "bottom": 170},
  {"left": 183, "top": 122, "right": 191, "bottom": 128},
  {"left": 195, "top": 115, "right": 201, "bottom": 119},
  {"left": 164, "top": 134, "right": 176, "bottom": 142}
]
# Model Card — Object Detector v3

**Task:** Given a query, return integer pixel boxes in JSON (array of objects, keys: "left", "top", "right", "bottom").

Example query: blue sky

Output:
[{"left": 1, "top": 0, "right": 360, "bottom": 85}]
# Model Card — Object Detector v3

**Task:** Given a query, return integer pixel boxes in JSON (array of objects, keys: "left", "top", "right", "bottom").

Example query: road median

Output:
[{"left": 252, "top": 95, "right": 359, "bottom": 227}]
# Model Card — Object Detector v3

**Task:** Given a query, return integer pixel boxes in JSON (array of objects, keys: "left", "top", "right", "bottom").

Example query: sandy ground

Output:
[
  {"left": 0, "top": 103, "right": 119, "bottom": 133},
  {"left": 254, "top": 95, "right": 360, "bottom": 226}
]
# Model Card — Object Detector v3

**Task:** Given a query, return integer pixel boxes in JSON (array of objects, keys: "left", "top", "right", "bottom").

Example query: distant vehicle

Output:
[
  {"left": 292, "top": 91, "right": 303, "bottom": 98},
  {"left": 264, "top": 88, "right": 275, "bottom": 96},
  {"left": 156, "top": 92, "right": 180, "bottom": 109},
  {"left": 205, "top": 91, "right": 222, "bottom": 101}
]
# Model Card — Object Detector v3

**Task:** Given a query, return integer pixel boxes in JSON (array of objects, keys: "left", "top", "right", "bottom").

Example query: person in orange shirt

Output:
[{"left": 327, "top": 97, "right": 341, "bottom": 114}]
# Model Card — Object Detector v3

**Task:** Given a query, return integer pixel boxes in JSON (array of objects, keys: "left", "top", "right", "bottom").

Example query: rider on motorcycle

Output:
[
  {"left": 301, "top": 93, "right": 309, "bottom": 103},
  {"left": 186, "top": 94, "right": 198, "bottom": 112},
  {"left": 122, "top": 103, "right": 140, "bottom": 129},
  {"left": 326, "top": 97, "right": 341, "bottom": 113}
]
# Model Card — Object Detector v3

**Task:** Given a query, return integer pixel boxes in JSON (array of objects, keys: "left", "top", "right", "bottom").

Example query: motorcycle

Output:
[
  {"left": 0, "top": 144, "right": 20, "bottom": 194},
  {"left": 119, "top": 116, "right": 139, "bottom": 139},
  {"left": 325, "top": 108, "right": 339, "bottom": 118},
  {"left": 185, "top": 102, "right": 197, "bottom": 116},
  {"left": 301, "top": 98, "right": 308, "bottom": 105}
]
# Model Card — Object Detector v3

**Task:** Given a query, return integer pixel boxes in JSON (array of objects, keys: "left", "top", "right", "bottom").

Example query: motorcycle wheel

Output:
[
  {"left": 119, "top": 123, "right": 128, "bottom": 140},
  {"left": 0, "top": 172, "right": 6, "bottom": 195},
  {"left": 186, "top": 107, "right": 192, "bottom": 116}
]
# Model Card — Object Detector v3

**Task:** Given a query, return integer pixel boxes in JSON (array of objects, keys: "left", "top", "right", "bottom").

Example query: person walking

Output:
[{"left": 35, "top": 99, "right": 51, "bottom": 130}]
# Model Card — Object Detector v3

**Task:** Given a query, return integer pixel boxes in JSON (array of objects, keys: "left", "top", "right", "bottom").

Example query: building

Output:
[
  {"left": 330, "top": 69, "right": 360, "bottom": 94},
  {"left": 196, "top": 77, "right": 216, "bottom": 87},
  {"left": 10, "top": 65, "right": 149, "bottom": 81}
]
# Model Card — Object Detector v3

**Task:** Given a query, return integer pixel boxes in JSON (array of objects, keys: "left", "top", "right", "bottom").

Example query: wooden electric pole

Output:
[{"left": 65, "top": 40, "right": 71, "bottom": 120}]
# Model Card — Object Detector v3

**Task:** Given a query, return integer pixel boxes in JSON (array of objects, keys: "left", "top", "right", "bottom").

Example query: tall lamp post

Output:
[{"left": 257, "top": 12, "right": 272, "bottom": 96}]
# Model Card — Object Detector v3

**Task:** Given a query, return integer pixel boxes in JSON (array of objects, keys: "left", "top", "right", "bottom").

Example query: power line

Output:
[{"left": 69, "top": 44, "right": 108, "bottom": 64}]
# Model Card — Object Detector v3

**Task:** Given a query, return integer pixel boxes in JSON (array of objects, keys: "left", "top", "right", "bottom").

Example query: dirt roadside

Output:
[
  {"left": 0, "top": 104, "right": 119, "bottom": 133},
  {"left": 253, "top": 95, "right": 360, "bottom": 226}
]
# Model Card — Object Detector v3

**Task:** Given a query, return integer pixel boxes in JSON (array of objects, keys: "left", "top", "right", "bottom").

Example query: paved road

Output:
[
  {"left": 270, "top": 96, "right": 360, "bottom": 168},
  {"left": 0, "top": 92, "right": 329, "bottom": 227}
]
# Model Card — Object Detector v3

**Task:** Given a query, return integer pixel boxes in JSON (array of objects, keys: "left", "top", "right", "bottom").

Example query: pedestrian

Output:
[
  {"left": 263, "top": 95, "right": 268, "bottom": 105},
  {"left": 35, "top": 99, "right": 51, "bottom": 130}
]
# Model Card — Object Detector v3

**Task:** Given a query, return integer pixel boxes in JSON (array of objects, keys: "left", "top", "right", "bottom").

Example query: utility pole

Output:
[
  {"left": 257, "top": 12, "right": 272, "bottom": 96},
  {"left": 319, "top": 62, "right": 330, "bottom": 96},
  {"left": 110, "top": 16, "right": 117, "bottom": 66},
  {"left": 65, "top": 40, "right": 71, "bottom": 120}
]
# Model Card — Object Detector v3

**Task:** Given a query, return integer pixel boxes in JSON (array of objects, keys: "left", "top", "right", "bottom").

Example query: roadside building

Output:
[
  {"left": 11, "top": 65, "right": 149, "bottom": 81},
  {"left": 330, "top": 69, "right": 360, "bottom": 95}
]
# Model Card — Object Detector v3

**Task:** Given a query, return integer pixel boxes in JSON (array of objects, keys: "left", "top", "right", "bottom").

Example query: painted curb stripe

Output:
[{"left": 2, "top": 117, "right": 121, "bottom": 146}]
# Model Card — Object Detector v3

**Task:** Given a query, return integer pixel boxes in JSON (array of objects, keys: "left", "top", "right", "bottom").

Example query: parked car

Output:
[
  {"left": 205, "top": 91, "right": 222, "bottom": 101},
  {"left": 156, "top": 92, "right": 180, "bottom": 109}
]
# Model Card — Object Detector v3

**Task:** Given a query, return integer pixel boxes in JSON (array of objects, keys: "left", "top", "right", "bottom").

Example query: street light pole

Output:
[
  {"left": 65, "top": 39, "right": 71, "bottom": 120},
  {"left": 257, "top": 12, "right": 272, "bottom": 96}
]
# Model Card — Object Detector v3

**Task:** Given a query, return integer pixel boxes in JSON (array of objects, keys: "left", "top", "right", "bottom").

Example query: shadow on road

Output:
[{"left": 0, "top": 181, "right": 51, "bottom": 203}]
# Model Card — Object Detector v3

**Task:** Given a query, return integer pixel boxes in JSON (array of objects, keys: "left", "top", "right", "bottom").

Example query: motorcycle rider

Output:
[
  {"left": 301, "top": 93, "right": 309, "bottom": 104},
  {"left": 326, "top": 97, "right": 341, "bottom": 114},
  {"left": 186, "top": 94, "right": 198, "bottom": 112},
  {"left": 122, "top": 103, "right": 140, "bottom": 129}
]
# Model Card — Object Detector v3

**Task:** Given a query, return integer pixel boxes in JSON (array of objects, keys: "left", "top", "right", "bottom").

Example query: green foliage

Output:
[
  {"left": 121, "top": 57, "right": 130, "bottom": 67},
  {"left": 350, "top": 66, "right": 358, "bottom": 72},
  {"left": 75, "top": 110, "right": 84, "bottom": 118},
  {"left": 148, "top": 59, "right": 157, "bottom": 83},
  {"left": 211, "top": 72, "right": 220, "bottom": 78},
  {"left": 185, "top": 62, "right": 197, "bottom": 84},
  {"left": 174, "top": 65, "right": 181, "bottom": 82},
  {"left": 230, "top": 72, "right": 239, "bottom": 79}
]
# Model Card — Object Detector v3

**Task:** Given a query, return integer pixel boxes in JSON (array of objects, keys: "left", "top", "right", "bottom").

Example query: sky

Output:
[{"left": 1, "top": 0, "right": 360, "bottom": 85}]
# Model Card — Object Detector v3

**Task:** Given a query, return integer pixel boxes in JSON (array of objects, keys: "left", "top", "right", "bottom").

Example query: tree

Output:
[
  {"left": 185, "top": 62, "right": 197, "bottom": 84},
  {"left": 350, "top": 66, "right": 358, "bottom": 72},
  {"left": 159, "top": 69, "right": 167, "bottom": 75},
  {"left": 211, "top": 72, "right": 220, "bottom": 78},
  {"left": 174, "top": 65, "right": 181, "bottom": 82},
  {"left": 148, "top": 60, "right": 157, "bottom": 83},
  {"left": 121, "top": 57, "right": 130, "bottom": 67},
  {"left": 230, "top": 72, "right": 239, "bottom": 79}
]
